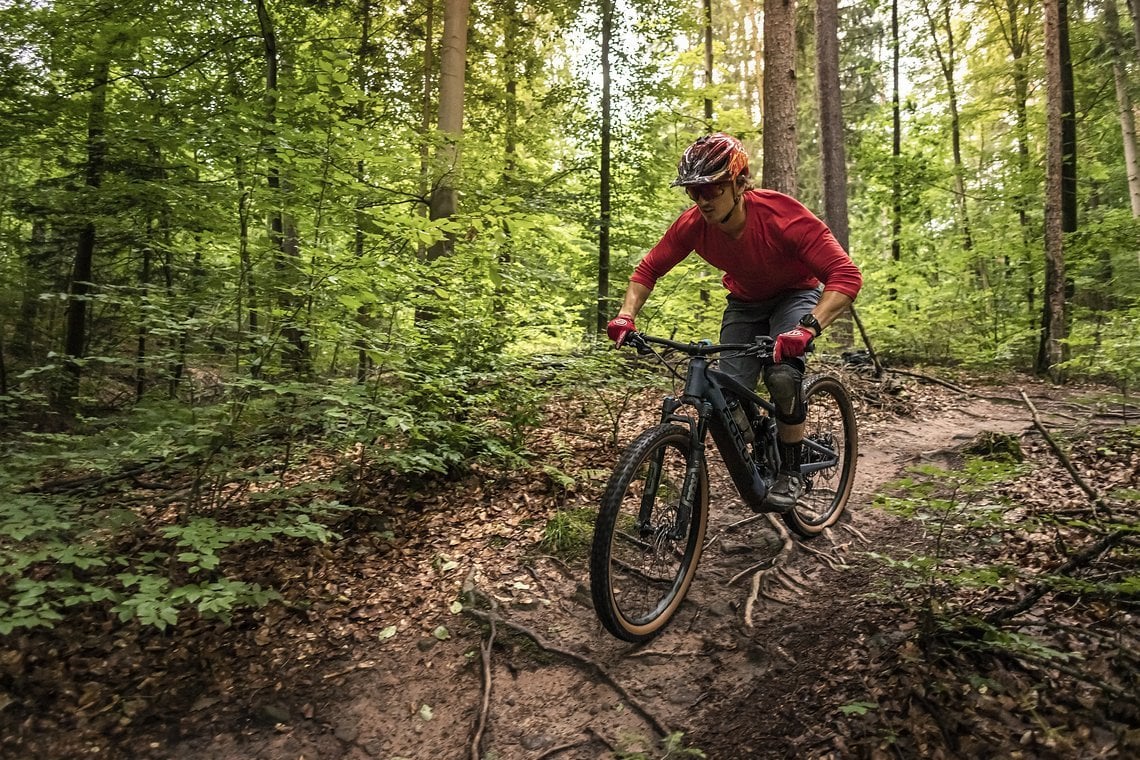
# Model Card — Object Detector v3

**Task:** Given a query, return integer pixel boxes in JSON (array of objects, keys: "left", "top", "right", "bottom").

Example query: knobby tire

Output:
[
  {"left": 782, "top": 374, "right": 858, "bottom": 538},
  {"left": 590, "top": 424, "right": 709, "bottom": 643}
]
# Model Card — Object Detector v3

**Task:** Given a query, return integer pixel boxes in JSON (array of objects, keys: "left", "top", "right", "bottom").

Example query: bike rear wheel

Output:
[
  {"left": 590, "top": 424, "right": 709, "bottom": 642},
  {"left": 783, "top": 374, "right": 858, "bottom": 538}
]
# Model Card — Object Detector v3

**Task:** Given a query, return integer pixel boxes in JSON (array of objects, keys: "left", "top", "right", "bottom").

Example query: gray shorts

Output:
[{"left": 717, "top": 287, "right": 822, "bottom": 392}]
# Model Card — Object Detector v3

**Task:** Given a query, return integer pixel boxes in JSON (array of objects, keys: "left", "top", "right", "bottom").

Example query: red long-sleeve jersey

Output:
[{"left": 630, "top": 189, "right": 862, "bottom": 302}]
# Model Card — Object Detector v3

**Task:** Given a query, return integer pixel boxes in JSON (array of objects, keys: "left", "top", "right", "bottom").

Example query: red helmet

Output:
[{"left": 672, "top": 133, "right": 750, "bottom": 187}]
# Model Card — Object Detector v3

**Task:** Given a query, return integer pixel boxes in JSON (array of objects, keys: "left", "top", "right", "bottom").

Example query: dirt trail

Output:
[{"left": 158, "top": 380, "right": 1046, "bottom": 760}]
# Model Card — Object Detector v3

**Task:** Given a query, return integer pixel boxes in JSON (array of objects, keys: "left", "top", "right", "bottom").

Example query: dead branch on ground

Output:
[
  {"left": 885, "top": 367, "right": 972, "bottom": 394},
  {"left": 983, "top": 527, "right": 1127, "bottom": 627},
  {"left": 1018, "top": 389, "right": 1110, "bottom": 511}
]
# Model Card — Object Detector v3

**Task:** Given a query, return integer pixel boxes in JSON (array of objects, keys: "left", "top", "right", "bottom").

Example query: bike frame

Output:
[{"left": 632, "top": 335, "right": 841, "bottom": 525}]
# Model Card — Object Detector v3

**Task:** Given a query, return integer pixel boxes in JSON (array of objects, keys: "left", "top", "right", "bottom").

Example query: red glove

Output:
[
  {"left": 774, "top": 327, "right": 814, "bottom": 363},
  {"left": 607, "top": 315, "right": 636, "bottom": 348}
]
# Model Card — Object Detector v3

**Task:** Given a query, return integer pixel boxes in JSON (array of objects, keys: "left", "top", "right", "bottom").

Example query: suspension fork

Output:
[{"left": 636, "top": 397, "right": 707, "bottom": 539}]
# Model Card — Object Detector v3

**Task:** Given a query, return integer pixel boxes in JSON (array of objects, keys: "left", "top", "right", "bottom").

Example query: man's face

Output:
[{"left": 685, "top": 182, "right": 734, "bottom": 220}]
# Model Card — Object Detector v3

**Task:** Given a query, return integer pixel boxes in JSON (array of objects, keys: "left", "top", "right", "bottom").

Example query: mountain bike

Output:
[{"left": 589, "top": 332, "right": 857, "bottom": 642}]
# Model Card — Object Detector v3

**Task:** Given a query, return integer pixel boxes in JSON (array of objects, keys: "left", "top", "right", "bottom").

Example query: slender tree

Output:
[
  {"left": 984, "top": 0, "right": 1035, "bottom": 320},
  {"left": 815, "top": 0, "right": 854, "bottom": 347},
  {"left": 917, "top": 0, "right": 976, "bottom": 274},
  {"left": 1128, "top": 0, "right": 1140, "bottom": 62},
  {"left": 255, "top": 0, "right": 310, "bottom": 375},
  {"left": 597, "top": 0, "right": 613, "bottom": 335},
  {"left": 419, "top": 0, "right": 435, "bottom": 213},
  {"left": 890, "top": 0, "right": 901, "bottom": 301},
  {"left": 1059, "top": 0, "right": 1077, "bottom": 235},
  {"left": 703, "top": 0, "right": 714, "bottom": 123},
  {"left": 355, "top": 0, "right": 374, "bottom": 383},
  {"left": 56, "top": 47, "right": 112, "bottom": 414},
  {"left": 1041, "top": 0, "right": 1069, "bottom": 379},
  {"left": 426, "top": 0, "right": 469, "bottom": 262},
  {"left": 762, "top": 0, "right": 798, "bottom": 193},
  {"left": 815, "top": 0, "right": 848, "bottom": 251},
  {"left": 1103, "top": 0, "right": 1140, "bottom": 217}
]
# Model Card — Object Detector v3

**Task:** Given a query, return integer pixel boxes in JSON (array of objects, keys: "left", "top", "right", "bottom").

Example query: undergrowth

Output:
[{"left": 865, "top": 427, "right": 1140, "bottom": 753}]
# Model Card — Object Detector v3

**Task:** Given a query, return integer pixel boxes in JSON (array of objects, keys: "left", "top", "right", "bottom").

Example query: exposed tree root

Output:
[
  {"left": 740, "top": 515, "right": 797, "bottom": 627},
  {"left": 837, "top": 522, "right": 869, "bottom": 545},
  {"left": 535, "top": 737, "right": 593, "bottom": 759},
  {"left": 628, "top": 648, "right": 706, "bottom": 658},
  {"left": 798, "top": 540, "right": 846, "bottom": 570},
  {"left": 462, "top": 594, "right": 672, "bottom": 740},
  {"left": 703, "top": 512, "right": 769, "bottom": 551},
  {"left": 469, "top": 598, "right": 496, "bottom": 760}
]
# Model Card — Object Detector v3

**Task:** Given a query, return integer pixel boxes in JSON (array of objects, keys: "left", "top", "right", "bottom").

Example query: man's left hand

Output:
[{"left": 774, "top": 327, "right": 814, "bottom": 363}]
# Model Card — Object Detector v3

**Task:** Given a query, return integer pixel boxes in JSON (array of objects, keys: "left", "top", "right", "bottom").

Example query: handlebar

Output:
[{"left": 625, "top": 331, "right": 775, "bottom": 358}]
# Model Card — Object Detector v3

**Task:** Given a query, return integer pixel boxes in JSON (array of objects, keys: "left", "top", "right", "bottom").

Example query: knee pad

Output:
[{"left": 763, "top": 363, "right": 806, "bottom": 424}]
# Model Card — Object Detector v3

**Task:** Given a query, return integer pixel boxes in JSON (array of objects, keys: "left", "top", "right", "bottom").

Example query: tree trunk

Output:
[
  {"left": 890, "top": 0, "right": 901, "bottom": 302},
  {"left": 1059, "top": 0, "right": 1077, "bottom": 234},
  {"left": 495, "top": 0, "right": 519, "bottom": 327},
  {"left": 919, "top": 0, "right": 976, "bottom": 271},
  {"left": 703, "top": 0, "right": 714, "bottom": 123},
  {"left": 355, "top": 0, "right": 373, "bottom": 383},
  {"left": 56, "top": 52, "right": 111, "bottom": 415},
  {"left": 1103, "top": 0, "right": 1140, "bottom": 217},
  {"left": 419, "top": 0, "right": 435, "bottom": 214},
  {"left": 699, "top": 0, "right": 713, "bottom": 306},
  {"left": 426, "top": 0, "right": 469, "bottom": 262},
  {"left": 1127, "top": 0, "right": 1140, "bottom": 65},
  {"left": 815, "top": 0, "right": 853, "bottom": 347},
  {"left": 747, "top": 2, "right": 764, "bottom": 126},
  {"left": 236, "top": 157, "right": 258, "bottom": 375},
  {"left": 762, "top": 0, "right": 797, "bottom": 193},
  {"left": 13, "top": 220, "right": 47, "bottom": 361},
  {"left": 135, "top": 235, "right": 152, "bottom": 400},
  {"left": 597, "top": 0, "right": 613, "bottom": 335},
  {"left": 255, "top": 0, "right": 309, "bottom": 375},
  {"left": 985, "top": 0, "right": 1036, "bottom": 319},
  {"left": 1040, "top": 0, "right": 1069, "bottom": 380}
]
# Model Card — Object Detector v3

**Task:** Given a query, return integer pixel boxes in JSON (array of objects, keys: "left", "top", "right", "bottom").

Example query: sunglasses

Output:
[{"left": 685, "top": 183, "right": 729, "bottom": 202}]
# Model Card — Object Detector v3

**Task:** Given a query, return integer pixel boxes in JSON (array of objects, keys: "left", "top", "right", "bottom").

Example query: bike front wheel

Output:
[
  {"left": 783, "top": 374, "right": 858, "bottom": 538},
  {"left": 590, "top": 424, "right": 709, "bottom": 643}
]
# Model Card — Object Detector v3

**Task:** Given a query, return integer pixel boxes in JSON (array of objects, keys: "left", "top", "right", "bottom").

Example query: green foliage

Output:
[
  {"left": 540, "top": 508, "right": 596, "bottom": 557},
  {"left": 0, "top": 477, "right": 325, "bottom": 632},
  {"left": 872, "top": 454, "right": 1030, "bottom": 595},
  {"left": 615, "top": 731, "right": 706, "bottom": 760},
  {"left": 839, "top": 701, "right": 880, "bottom": 717}
]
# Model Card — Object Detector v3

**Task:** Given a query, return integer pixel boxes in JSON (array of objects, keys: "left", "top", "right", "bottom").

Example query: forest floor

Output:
[{"left": 3, "top": 361, "right": 1138, "bottom": 759}]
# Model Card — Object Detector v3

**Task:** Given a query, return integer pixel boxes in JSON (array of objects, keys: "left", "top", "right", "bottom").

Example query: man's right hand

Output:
[{"left": 606, "top": 315, "right": 637, "bottom": 348}]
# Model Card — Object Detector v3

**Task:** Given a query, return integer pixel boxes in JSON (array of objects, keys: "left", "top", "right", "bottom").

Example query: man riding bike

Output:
[{"left": 607, "top": 133, "right": 863, "bottom": 510}]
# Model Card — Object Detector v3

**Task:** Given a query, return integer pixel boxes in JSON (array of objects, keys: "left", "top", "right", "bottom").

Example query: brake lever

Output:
[
  {"left": 627, "top": 333, "right": 653, "bottom": 355},
  {"left": 748, "top": 336, "right": 776, "bottom": 358}
]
